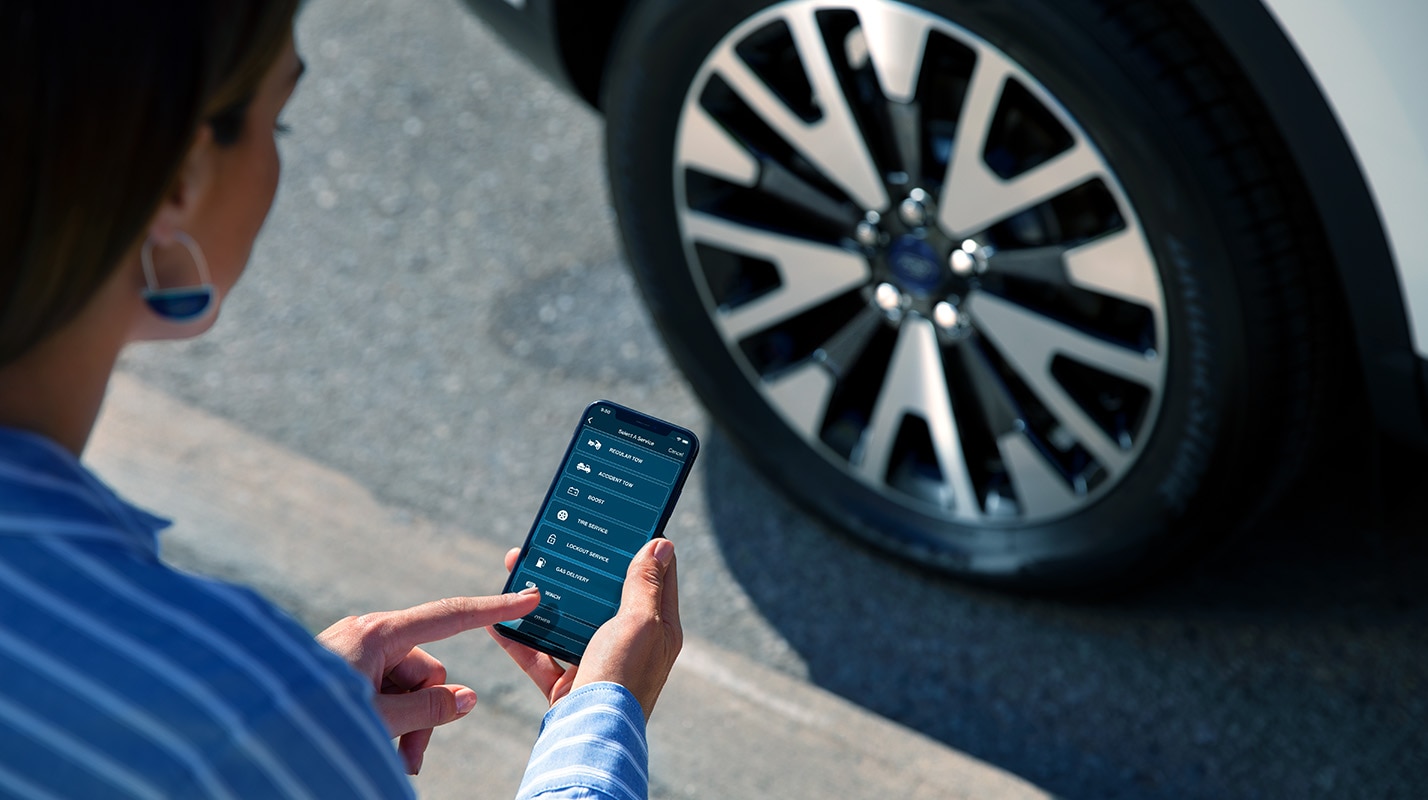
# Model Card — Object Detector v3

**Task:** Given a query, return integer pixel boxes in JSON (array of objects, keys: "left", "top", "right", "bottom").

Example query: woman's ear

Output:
[{"left": 146, "top": 124, "right": 218, "bottom": 245}]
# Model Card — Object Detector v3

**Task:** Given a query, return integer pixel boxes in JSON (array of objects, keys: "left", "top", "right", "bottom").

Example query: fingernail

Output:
[
  {"left": 455, "top": 688, "right": 477, "bottom": 715},
  {"left": 651, "top": 538, "right": 674, "bottom": 566},
  {"left": 518, "top": 585, "right": 540, "bottom": 596}
]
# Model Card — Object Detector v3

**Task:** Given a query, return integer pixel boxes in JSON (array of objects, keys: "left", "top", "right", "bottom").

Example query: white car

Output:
[{"left": 461, "top": 0, "right": 1428, "bottom": 590}]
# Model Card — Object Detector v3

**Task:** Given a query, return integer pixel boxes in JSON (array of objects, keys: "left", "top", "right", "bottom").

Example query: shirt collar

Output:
[{"left": 0, "top": 427, "right": 170, "bottom": 556}]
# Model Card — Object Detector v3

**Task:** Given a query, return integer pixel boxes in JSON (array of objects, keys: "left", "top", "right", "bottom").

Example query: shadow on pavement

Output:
[{"left": 700, "top": 427, "right": 1427, "bottom": 800}]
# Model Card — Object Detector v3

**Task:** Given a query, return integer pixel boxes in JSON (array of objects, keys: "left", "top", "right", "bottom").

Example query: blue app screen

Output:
[{"left": 500, "top": 403, "right": 695, "bottom": 659}]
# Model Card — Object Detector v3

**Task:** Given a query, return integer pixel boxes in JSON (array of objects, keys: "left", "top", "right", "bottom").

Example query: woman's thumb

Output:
[{"left": 618, "top": 538, "right": 676, "bottom": 622}]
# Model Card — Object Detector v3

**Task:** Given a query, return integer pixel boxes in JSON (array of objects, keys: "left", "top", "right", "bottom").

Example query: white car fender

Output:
[{"left": 1261, "top": 0, "right": 1428, "bottom": 358}]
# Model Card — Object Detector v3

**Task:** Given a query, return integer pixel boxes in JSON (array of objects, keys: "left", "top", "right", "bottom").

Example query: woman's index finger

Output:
[{"left": 383, "top": 592, "right": 541, "bottom": 649}]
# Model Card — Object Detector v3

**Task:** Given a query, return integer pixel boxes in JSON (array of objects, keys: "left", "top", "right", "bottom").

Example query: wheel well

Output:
[
  {"left": 550, "top": 0, "right": 636, "bottom": 109},
  {"left": 1180, "top": 0, "right": 1428, "bottom": 445}
]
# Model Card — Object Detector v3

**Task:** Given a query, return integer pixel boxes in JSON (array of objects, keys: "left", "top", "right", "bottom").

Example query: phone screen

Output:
[{"left": 495, "top": 400, "right": 698, "bottom": 663}]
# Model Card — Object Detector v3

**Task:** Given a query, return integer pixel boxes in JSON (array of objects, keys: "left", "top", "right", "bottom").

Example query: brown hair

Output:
[{"left": 0, "top": 0, "right": 300, "bottom": 365}]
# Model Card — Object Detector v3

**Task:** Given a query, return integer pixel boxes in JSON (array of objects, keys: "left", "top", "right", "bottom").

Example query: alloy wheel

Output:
[{"left": 672, "top": 0, "right": 1168, "bottom": 527}]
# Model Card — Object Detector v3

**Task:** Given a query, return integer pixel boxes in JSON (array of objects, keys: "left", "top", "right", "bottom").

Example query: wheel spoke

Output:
[
  {"left": 959, "top": 340, "right": 1024, "bottom": 438},
  {"left": 813, "top": 305, "right": 885, "bottom": 380},
  {"left": 684, "top": 211, "right": 870, "bottom": 340},
  {"left": 997, "top": 432, "right": 1082, "bottom": 516},
  {"left": 968, "top": 291, "right": 1154, "bottom": 473},
  {"left": 986, "top": 245, "right": 1072, "bottom": 286},
  {"left": 972, "top": 288, "right": 1159, "bottom": 387},
  {"left": 886, "top": 101, "right": 923, "bottom": 188},
  {"left": 765, "top": 361, "right": 837, "bottom": 440},
  {"left": 853, "top": 0, "right": 932, "bottom": 103},
  {"left": 854, "top": 317, "right": 981, "bottom": 520},
  {"left": 935, "top": 45, "right": 1012, "bottom": 230},
  {"left": 1064, "top": 225, "right": 1164, "bottom": 311},
  {"left": 677, "top": 102, "right": 760, "bottom": 187},
  {"left": 710, "top": 8, "right": 889, "bottom": 210},
  {"left": 757, "top": 158, "right": 865, "bottom": 229},
  {"left": 936, "top": 48, "right": 1104, "bottom": 237}
]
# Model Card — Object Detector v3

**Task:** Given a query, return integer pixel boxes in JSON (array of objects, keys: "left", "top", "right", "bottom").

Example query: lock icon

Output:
[{"left": 547, "top": 533, "right": 557, "bottom": 544}]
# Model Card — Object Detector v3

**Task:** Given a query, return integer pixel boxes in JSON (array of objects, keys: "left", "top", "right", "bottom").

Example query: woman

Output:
[{"left": 0, "top": 2, "right": 681, "bottom": 797}]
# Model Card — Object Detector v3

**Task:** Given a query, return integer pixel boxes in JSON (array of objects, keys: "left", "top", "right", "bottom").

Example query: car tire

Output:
[{"left": 603, "top": 0, "right": 1338, "bottom": 591}]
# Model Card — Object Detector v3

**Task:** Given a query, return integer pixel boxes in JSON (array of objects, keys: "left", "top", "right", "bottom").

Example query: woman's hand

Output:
[
  {"left": 317, "top": 590, "right": 540, "bottom": 774},
  {"left": 490, "top": 537, "right": 682, "bottom": 720}
]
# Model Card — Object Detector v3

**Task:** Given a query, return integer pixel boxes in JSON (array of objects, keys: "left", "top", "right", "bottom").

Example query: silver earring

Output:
[{"left": 141, "top": 231, "right": 215, "bottom": 323}]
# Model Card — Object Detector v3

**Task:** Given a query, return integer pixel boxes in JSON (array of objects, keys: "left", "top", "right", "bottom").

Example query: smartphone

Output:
[{"left": 495, "top": 400, "right": 699, "bottom": 663}]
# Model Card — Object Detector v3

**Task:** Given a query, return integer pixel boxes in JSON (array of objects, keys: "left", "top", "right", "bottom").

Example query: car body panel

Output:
[
  {"left": 1260, "top": 0, "right": 1428, "bottom": 359},
  {"left": 459, "top": 0, "right": 629, "bottom": 106},
  {"left": 459, "top": 0, "right": 570, "bottom": 93}
]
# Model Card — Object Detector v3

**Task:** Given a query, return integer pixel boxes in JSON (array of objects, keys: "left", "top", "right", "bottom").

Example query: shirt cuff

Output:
[{"left": 515, "top": 682, "right": 650, "bottom": 800}]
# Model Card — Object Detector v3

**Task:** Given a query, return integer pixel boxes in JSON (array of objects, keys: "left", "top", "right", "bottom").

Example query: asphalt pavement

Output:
[{"left": 111, "top": 0, "right": 1428, "bottom": 797}]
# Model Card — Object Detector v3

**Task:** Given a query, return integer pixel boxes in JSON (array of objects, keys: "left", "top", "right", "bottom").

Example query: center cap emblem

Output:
[{"left": 888, "top": 236, "right": 942, "bottom": 292}]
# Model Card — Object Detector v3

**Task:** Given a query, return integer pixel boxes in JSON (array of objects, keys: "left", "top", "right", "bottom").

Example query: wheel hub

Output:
[{"left": 863, "top": 188, "right": 978, "bottom": 336}]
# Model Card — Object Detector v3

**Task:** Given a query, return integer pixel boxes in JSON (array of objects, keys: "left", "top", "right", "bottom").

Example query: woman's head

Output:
[{"left": 0, "top": 0, "right": 302, "bottom": 365}]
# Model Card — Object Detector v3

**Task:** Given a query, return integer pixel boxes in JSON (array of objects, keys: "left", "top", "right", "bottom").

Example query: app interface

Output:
[{"left": 503, "top": 404, "right": 694, "bottom": 658}]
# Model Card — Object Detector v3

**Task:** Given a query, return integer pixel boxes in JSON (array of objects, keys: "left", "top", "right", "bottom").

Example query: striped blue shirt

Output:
[
  {"left": 516, "top": 684, "right": 650, "bottom": 800},
  {"left": 0, "top": 427, "right": 652, "bottom": 799},
  {"left": 0, "top": 428, "right": 412, "bottom": 798}
]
